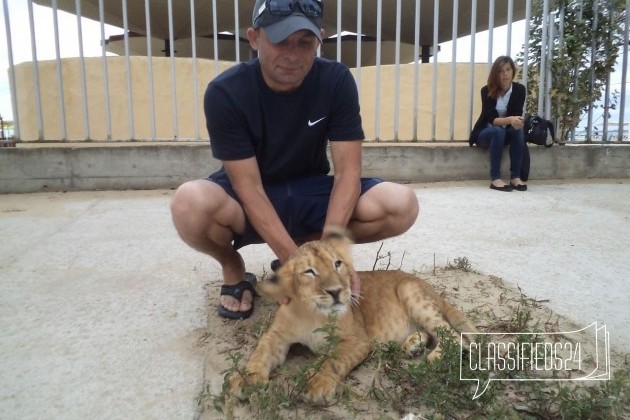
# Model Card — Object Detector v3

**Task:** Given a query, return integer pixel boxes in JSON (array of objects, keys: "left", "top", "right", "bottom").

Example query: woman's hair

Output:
[{"left": 487, "top": 56, "right": 517, "bottom": 100}]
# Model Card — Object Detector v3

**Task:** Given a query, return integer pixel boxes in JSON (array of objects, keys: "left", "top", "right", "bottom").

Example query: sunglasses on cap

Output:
[{"left": 256, "top": 0, "right": 323, "bottom": 21}]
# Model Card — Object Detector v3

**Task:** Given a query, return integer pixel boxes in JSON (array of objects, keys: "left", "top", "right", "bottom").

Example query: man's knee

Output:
[
  {"left": 395, "top": 185, "right": 420, "bottom": 231},
  {"left": 170, "top": 179, "right": 225, "bottom": 230},
  {"left": 370, "top": 182, "right": 419, "bottom": 232},
  {"left": 171, "top": 180, "right": 202, "bottom": 221}
]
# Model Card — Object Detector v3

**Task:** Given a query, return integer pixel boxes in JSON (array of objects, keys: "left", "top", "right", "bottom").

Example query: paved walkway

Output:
[{"left": 1, "top": 180, "right": 628, "bottom": 419}]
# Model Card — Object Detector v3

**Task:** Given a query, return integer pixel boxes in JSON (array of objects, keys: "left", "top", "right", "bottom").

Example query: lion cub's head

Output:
[{"left": 258, "top": 228, "right": 355, "bottom": 316}]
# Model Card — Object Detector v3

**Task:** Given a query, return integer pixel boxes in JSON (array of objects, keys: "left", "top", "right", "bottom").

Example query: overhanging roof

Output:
[
  {"left": 33, "top": 0, "right": 527, "bottom": 65},
  {"left": 34, "top": 0, "right": 526, "bottom": 45}
]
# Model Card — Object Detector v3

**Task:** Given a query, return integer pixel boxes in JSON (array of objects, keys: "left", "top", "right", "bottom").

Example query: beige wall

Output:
[
  {"left": 14, "top": 57, "right": 489, "bottom": 142},
  {"left": 354, "top": 63, "right": 488, "bottom": 141}
]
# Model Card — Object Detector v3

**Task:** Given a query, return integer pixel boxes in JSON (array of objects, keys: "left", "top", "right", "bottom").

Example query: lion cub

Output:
[{"left": 230, "top": 230, "right": 477, "bottom": 402}]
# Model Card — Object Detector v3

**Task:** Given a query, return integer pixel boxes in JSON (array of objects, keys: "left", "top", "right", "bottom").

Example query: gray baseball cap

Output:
[{"left": 252, "top": 0, "right": 323, "bottom": 44}]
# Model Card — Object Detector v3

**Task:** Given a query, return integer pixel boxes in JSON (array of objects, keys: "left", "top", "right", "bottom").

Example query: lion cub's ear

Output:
[
  {"left": 322, "top": 226, "right": 354, "bottom": 266},
  {"left": 256, "top": 271, "right": 294, "bottom": 304},
  {"left": 322, "top": 225, "right": 354, "bottom": 244}
]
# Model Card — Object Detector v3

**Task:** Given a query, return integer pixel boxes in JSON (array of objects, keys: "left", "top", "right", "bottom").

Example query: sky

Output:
[{"left": 1, "top": 0, "right": 628, "bottom": 137}]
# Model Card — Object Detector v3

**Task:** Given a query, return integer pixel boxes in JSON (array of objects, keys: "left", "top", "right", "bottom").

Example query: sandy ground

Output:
[
  {"left": 1, "top": 180, "right": 628, "bottom": 419},
  {"left": 197, "top": 265, "right": 628, "bottom": 419}
]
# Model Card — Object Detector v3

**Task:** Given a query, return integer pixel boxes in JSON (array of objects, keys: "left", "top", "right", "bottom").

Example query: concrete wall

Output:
[
  {"left": 13, "top": 58, "right": 488, "bottom": 142},
  {"left": 1, "top": 143, "right": 628, "bottom": 193}
]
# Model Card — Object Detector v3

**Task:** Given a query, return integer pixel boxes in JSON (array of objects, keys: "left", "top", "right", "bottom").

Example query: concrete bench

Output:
[{"left": 0, "top": 142, "right": 628, "bottom": 193}]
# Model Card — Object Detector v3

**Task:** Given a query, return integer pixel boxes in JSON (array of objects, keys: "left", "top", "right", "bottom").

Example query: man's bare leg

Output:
[
  {"left": 349, "top": 182, "right": 419, "bottom": 243},
  {"left": 170, "top": 180, "right": 252, "bottom": 314}
]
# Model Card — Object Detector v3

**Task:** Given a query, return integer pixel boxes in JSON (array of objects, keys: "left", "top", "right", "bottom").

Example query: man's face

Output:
[{"left": 248, "top": 28, "right": 321, "bottom": 93}]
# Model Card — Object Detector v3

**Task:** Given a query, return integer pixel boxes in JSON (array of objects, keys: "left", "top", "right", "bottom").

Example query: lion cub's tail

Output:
[{"left": 440, "top": 299, "right": 478, "bottom": 344}]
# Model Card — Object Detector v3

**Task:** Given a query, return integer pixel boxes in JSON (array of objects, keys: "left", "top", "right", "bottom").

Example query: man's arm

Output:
[
  {"left": 223, "top": 157, "right": 298, "bottom": 264},
  {"left": 324, "top": 140, "right": 363, "bottom": 232},
  {"left": 326, "top": 140, "right": 363, "bottom": 297}
]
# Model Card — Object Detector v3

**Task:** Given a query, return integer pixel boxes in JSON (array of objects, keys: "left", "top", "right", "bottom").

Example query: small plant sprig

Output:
[
  {"left": 287, "top": 311, "right": 342, "bottom": 399},
  {"left": 446, "top": 256, "right": 473, "bottom": 272}
]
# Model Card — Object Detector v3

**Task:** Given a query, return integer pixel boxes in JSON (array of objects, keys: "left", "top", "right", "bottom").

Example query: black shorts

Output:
[{"left": 207, "top": 169, "right": 382, "bottom": 249}]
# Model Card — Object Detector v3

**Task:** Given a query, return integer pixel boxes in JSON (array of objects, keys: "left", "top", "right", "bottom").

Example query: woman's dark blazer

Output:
[{"left": 468, "top": 82, "right": 526, "bottom": 146}]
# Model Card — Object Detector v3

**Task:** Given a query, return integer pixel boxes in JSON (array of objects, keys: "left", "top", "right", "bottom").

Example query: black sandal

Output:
[{"left": 217, "top": 272, "right": 257, "bottom": 320}]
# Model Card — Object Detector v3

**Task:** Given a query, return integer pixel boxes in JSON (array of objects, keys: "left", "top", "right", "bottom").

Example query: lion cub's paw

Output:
[
  {"left": 427, "top": 348, "right": 442, "bottom": 362},
  {"left": 228, "top": 371, "right": 267, "bottom": 400},
  {"left": 402, "top": 331, "right": 430, "bottom": 357},
  {"left": 228, "top": 373, "right": 249, "bottom": 400},
  {"left": 306, "top": 372, "right": 338, "bottom": 403}
]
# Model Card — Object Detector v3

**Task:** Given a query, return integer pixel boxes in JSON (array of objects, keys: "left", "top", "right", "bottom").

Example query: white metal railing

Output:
[{"left": 1, "top": 0, "right": 628, "bottom": 142}]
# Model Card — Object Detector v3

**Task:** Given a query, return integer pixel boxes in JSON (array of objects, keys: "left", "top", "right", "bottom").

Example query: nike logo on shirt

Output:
[{"left": 308, "top": 117, "right": 326, "bottom": 127}]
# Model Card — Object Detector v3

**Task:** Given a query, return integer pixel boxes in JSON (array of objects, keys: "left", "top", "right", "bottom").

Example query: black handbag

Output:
[{"left": 524, "top": 113, "right": 554, "bottom": 147}]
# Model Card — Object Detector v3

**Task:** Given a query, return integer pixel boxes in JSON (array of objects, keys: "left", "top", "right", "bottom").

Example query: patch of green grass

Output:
[
  {"left": 369, "top": 328, "right": 510, "bottom": 417},
  {"left": 201, "top": 313, "right": 349, "bottom": 419},
  {"left": 367, "top": 324, "right": 629, "bottom": 419}
]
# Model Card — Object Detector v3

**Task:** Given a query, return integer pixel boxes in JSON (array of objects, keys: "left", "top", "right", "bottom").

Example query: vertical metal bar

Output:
[
  {"left": 145, "top": 0, "right": 157, "bottom": 139},
  {"left": 618, "top": 0, "right": 629, "bottom": 142},
  {"left": 337, "top": 0, "right": 342, "bottom": 61},
  {"left": 487, "top": 0, "right": 494, "bottom": 67},
  {"left": 122, "top": 0, "right": 135, "bottom": 140},
  {"left": 558, "top": 7, "right": 565, "bottom": 57},
  {"left": 603, "top": 72, "right": 611, "bottom": 141},
  {"left": 468, "top": 0, "right": 477, "bottom": 136},
  {"left": 75, "top": 0, "right": 89, "bottom": 139},
  {"left": 355, "top": 0, "right": 362, "bottom": 94},
  {"left": 190, "top": 0, "right": 200, "bottom": 140},
  {"left": 51, "top": 0, "right": 67, "bottom": 140},
  {"left": 522, "top": 0, "right": 531, "bottom": 90},
  {"left": 98, "top": 0, "right": 112, "bottom": 140},
  {"left": 412, "top": 0, "right": 420, "bottom": 140},
  {"left": 570, "top": 0, "right": 583, "bottom": 141},
  {"left": 2, "top": 0, "right": 20, "bottom": 138},
  {"left": 27, "top": 0, "right": 44, "bottom": 140},
  {"left": 602, "top": 4, "right": 613, "bottom": 142},
  {"left": 557, "top": 7, "right": 565, "bottom": 137},
  {"left": 374, "top": 0, "right": 382, "bottom": 140},
  {"left": 431, "top": 0, "right": 439, "bottom": 141},
  {"left": 212, "top": 0, "right": 219, "bottom": 76},
  {"left": 167, "top": 0, "right": 178, "bottom": 139},
  {"left": 506, "top": 0, "right": 513, "bottom": 57},
  {"left": 587, "top": 0, "right": 598, "bottom": 141},
  {"left": 233, "top": 0, "right": 240, "bottom": 62},
  {"left": 448, "top": 0, "right": 458, "bottom": 141},
  {"left": 394, "top": 0, "right": 401, "bottom": 140},
  {"left": 545, "top": 12, "right": 554, "bottom": 121},
  {"left": 538, "top": 0, "right": 549, "bottom": 116}
]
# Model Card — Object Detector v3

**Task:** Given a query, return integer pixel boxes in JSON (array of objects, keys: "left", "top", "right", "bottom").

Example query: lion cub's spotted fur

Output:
[{"left": 230, "top": 230, "right": 477, "bottom": 402}]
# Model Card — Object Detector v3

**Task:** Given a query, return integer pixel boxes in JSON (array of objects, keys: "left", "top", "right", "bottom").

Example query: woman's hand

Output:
[{"left": 510, "top": 116, "right": 524, "bottom": 129}]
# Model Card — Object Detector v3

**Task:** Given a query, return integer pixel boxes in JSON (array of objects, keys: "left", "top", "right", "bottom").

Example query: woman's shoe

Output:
[
  {"left": 490, "top": 183, "right": 513, "bottom": 192},
  {"left": 510, "top": 183, "right": 528, "bottom": 191}
]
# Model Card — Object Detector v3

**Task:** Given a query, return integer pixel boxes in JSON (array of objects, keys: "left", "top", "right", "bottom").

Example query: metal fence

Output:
[{"left": 1, "top": 0, "right": 628, "bottom": 142}]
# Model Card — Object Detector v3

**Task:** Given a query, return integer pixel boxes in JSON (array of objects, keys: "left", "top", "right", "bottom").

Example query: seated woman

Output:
[{"left": 469, "top": 56, "right": 527, "bottom": 192}]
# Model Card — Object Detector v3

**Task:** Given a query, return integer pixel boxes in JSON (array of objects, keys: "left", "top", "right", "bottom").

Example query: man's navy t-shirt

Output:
[{"left": 204, "top": 57, "right": 365, "bottom": 184}]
